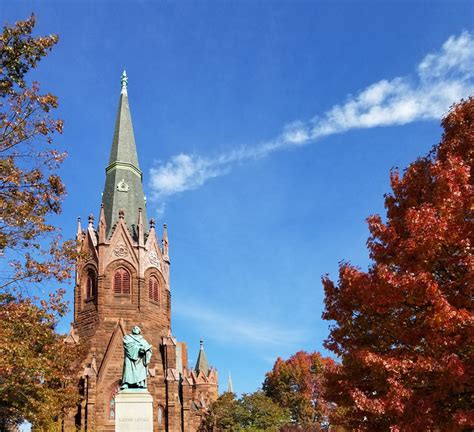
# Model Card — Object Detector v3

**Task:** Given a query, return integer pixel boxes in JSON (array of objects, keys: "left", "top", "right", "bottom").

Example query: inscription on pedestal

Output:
[{"left": 115, "top": 390, "right": 153, "bottom": 432}]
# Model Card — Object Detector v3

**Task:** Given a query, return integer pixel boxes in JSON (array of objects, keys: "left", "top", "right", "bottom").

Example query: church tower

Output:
[{"left": 67, "top": 72, "right": 218, "bottom": 431}]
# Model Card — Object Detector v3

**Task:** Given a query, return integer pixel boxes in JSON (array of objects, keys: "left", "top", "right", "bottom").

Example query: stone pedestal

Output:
[{"left": 115, "top": 390, "right": 153, "bottom": 432}]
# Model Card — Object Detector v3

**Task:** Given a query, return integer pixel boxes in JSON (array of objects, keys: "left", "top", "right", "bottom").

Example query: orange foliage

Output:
[
  {"left": 263, "top": 351, "right": 335, "bottom": 427},
  {"left": 0, "top": 15, "right": 83, "bottom": 429},
  {"left": 0, "top": 15, "right": 75, "bottom": 291},
  {"left": 322, "top": 98, "right": 473, "bottom": 431},
  {"left": 0, "top": 294, "right": 86, "bottom": 429}
]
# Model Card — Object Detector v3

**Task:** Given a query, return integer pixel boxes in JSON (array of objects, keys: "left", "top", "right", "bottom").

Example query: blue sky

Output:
[{"left": 2, "top": 0, "right": 473, "bottom": 396}]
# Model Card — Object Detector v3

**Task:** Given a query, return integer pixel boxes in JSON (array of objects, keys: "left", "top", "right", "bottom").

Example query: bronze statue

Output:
[{"left": 121, "top": 326, "right": 152, "bottom": 389}]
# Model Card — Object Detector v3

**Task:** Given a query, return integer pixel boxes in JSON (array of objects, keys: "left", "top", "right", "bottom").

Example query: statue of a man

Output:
[{"left": 121, "top": 326, "right": 152, "bottom": 389}]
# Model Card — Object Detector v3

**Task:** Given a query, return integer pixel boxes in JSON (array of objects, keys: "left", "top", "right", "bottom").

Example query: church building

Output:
[{"left": 66, "top": 72, "right": 219, "bottom": 431}]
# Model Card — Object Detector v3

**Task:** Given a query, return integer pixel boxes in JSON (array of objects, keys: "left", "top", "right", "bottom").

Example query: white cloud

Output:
[
  {"left": 149, "top": 153, "right": 225, "bottom": 198},
  {"left": 174, "top": 302, "right": 306, "bottom": 348},
  {"left": 149, "top": 32, "right": 474, "bottom": 202},
  {"left": 418, "top": 31, "right": 474, "bottom": 80},
  {"left": 282, "top": 121, "right": 311, "bottom": 145}
]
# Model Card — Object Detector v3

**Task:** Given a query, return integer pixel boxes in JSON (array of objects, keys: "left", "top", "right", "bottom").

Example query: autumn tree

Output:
[
  {"left": 263, "top": 351, "right": 335, "bottom": 428},
  {"left": 322, "top": 98, "right": 473, "bottom": 431},
  {"left": 0, "top": 15, "right": 82, "bottom": 429},
  {"left": 0, "top": 14, "right": 74, "bottom": 290},
  {"left": 0, "top": 292, "right": 85, "bottom": 430}
]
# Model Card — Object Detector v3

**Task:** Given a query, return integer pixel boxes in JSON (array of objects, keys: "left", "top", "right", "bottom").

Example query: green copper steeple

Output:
[{"left": 102, "top": 71, "right": 148, "bottom": 239}]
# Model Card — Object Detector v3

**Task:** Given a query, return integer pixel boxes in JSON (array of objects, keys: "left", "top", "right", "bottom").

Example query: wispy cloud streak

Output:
[
  {"left": 150, "top": 32, "right": 474, "bottom": 200},
  {"left": 174, "top": 302, "right": 306, "bottom": 348}
]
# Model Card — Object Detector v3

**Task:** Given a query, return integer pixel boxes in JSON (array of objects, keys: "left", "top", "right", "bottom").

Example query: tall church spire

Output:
[{"left": 102, "top": 71, "right": 148, "bottom": 238}]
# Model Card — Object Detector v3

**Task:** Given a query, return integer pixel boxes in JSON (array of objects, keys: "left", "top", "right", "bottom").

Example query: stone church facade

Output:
[{"left": 65, "top": 73, "right": 218, "bottom": 431}]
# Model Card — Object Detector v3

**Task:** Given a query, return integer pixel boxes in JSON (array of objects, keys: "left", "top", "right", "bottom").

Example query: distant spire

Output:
[
  {"left": 195, "top": 339, "right": 210, "bottom": 376},
  {"left": 76, "top": 217, "right": 82, "bottom": 238},
  {"left": 227, "top": 371, "right": 233, "bottom": 393},
  {"left": 121, "top": 70, "right": 128, "bottom": 95}
]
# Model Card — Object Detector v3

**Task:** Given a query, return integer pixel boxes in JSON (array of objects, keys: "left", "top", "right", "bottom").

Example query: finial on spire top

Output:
[
  {"left": 200, "top": 339, "right": 204, "bottom": 349},
  {"left": 120, "top": 70, "right": 128, "bottom": 94}
]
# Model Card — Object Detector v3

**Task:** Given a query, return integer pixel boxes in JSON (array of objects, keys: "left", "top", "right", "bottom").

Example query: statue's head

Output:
[{"left": 132, "top": 326, "right": 141, "bottom": 335}]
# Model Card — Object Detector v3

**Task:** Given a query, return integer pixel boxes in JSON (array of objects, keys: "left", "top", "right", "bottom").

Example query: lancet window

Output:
[
  {"left": 113, "top": 268, "right": 131, "bottom": 294},
  {"left": 86, "top": 270, "right": 97, "bottom": 299},
  {"left": 157, "top": 405, "right": 165, "bottom": 427},
  {"left": 148, "top": 275, "right": 159, "bottom": 303},
  {"left": 109, "top": 385, "right": 119, "bottom": 421}
]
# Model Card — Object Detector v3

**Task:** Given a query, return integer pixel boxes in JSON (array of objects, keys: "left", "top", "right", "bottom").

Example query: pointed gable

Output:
[
  {"left": 144, "top": 221, "right": 166, "bottom": 274},
  {"left": 78, "top": 223, "right": 98, "bottom": 266},
  {"left": 64, "top": 325, "right": 79, "bottom": 344},
  {"left": 97, "top": 319, "right": 126, "bottom": 384},
  {"left": 107, "top": 212, "right": 139, "bottom": 267}
]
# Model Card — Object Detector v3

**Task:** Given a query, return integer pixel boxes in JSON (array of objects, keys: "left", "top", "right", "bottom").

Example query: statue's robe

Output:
[{"left": 122, "top": 334, "right": 152, "bottom": 387}]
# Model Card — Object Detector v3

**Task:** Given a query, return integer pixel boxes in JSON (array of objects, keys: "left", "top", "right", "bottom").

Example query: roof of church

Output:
[
  {"left": 194, "top": 339, "right": 210, "bottom": 376},
  {"left": 102, "top": 71, "right": 148, "bottom": 238}
]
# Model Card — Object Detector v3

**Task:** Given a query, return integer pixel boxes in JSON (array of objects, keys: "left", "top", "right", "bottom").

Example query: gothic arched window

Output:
[
  {"left": 109, "top": 395, "right": 115, "bottom": 421},
  {"left": 109, "top": 386, "right": 119, "bottom": 421},
  {"left": 148, "top": 275, "right": 159, "bottom": 303},
  {"left": 86, "top": 270, "right": 97, "bottom": 299},
  {"left": 113, "top": 268, "right": 131, "bottom": 295},
  {"left": 157, "top": 405, "right": 165, "bottom": 428}
]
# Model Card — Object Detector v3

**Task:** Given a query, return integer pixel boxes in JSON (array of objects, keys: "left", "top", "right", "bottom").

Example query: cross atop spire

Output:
[{"left": 121, "top": 70, "right": 128, "bottom": 94}]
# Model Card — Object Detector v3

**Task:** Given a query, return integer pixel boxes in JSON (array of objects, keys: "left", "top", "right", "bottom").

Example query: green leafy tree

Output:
[
  {"left": 238, "top": 391, "right": 291, "bottom": 432},
  {"left": 205, "top": 391, "right": 290, "bottom": 432},
  {"left": 204, "top": 392, "right": 240, "bottom": 431}
]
